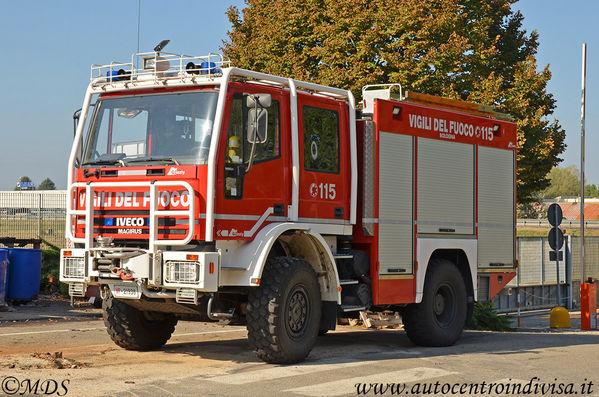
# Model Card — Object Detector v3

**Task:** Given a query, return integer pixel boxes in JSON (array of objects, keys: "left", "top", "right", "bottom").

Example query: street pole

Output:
[
  {"left": 580, "top": 43, "right": 586, "bottom": 283},
  {"left": 579, "top": 43, "right": 596, "bottom": 331}
]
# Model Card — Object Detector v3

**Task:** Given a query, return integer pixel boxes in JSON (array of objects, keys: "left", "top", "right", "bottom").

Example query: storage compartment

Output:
[
  {"left": 417, "top": 138, "right": 474, "bottom": 235},
  {"left": 378, "top": 132, "right": 413, "bottom": 275},
  {"left": 477, "top": 146, "right": 515, "bottom": 269}
]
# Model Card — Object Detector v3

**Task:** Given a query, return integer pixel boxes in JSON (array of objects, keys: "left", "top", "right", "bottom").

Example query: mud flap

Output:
[{"left": 320, "top": 301, "right": 337, "bottom": 332}]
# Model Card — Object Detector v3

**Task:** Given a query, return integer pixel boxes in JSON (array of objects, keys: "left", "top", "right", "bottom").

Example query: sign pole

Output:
[{"left": 556, "top": 228, "right": 561, "bottom": 306}]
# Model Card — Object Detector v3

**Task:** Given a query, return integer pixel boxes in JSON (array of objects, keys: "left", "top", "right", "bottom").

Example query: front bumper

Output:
[{"left": 59, "top": 248, "right": 220, "bottom": 298}]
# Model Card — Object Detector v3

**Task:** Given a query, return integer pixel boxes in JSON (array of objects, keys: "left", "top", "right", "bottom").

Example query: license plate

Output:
[{"left": 110, "top": 283, "right": 141, "bottom": 299}]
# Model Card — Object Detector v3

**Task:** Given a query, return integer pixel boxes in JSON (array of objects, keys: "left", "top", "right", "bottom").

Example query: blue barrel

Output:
[
  {"left": 7, "top": 248, "right": 42, "bottom": 301},
  {"left": 0, "top": 249, "right": 8, "bottom": 305}
]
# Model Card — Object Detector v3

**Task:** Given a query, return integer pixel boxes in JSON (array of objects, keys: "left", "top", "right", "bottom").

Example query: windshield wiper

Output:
[
  {"left": 124, "top": 156, "right": 180, "bottom": 165},
  {"left": 82, "top": 153, "right": 126, "bottom": 167},
  {"left": 81, "top": 159, "right": 126, "bottom": 166}
]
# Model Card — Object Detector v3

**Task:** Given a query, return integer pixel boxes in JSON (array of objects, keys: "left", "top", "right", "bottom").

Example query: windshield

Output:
[{"left": 82, "top": 91, "right": 218, "bottom": 166}]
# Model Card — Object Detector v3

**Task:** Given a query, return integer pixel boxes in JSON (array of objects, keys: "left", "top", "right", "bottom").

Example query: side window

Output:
[
  {"left": 302, "top": 106, "right": 339, "bottom": 173},
  {"left": 224, "top": 93, "right": 281, "bottom": 199},
  {"left": 92, "top": 108, "right": 111, "bottom": 158}
]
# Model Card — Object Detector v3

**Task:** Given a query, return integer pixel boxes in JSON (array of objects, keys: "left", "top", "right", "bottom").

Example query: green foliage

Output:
[
  {"left": 541, "top": 166, "right": 579, "bottom": 198},
  {"left": 223, "top": 0, "right": 566, "bottom": 203},
  {"left": 470, "top": 302, "right": 513, "bottom": 331},
  {"left": 540, "top": 165, "right": 598, "bottom": 199},
  {"left": 38, "top": 178, "right": 56, "bottom": 190},
  {"left": 40, "top": 248, "right": 68, "bottom": 297},
  {"left": 585, "top": 184, "right": 599, "bottom": 198}
]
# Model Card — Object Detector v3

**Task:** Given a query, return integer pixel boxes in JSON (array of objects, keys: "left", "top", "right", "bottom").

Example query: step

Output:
[
  {"left": 339, "top": 279, "right": 359, "bottom": 285},
  {"left": 333, "top": 254, "right": 354, "bottom": 260},
  {"left": 341, "top": 305, "right": 366, "bottom": 312}
]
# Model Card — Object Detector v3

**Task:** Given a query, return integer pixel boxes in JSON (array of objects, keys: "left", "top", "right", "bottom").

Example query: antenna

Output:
[
  {"left": 137, "top": 0, "right": 141, "bottom": 53},
  {"left": 136, "top": 0, "right": 141, "bottom": 69},
  {"left": 154, "top": 40, "right": 170, "bottom": 53}
]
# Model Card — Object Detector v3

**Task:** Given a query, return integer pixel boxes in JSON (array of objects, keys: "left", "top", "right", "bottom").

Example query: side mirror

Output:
[
  {"left": 73, "top": 108, "right": 82, "bottom": 138},
  {"left": 245, "top": 93, "right": 271, "bottom": 144},
  {"left": 247, "top": 107, "right": 268, "bottom": 144}
]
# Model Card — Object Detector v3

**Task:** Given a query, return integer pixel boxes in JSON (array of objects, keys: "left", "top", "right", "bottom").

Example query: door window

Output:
[
  {"left": 302, "top": 106, "right": 339, "bottom": 173},
  {"left": 224, "top": 93, "right": 281, "bottom": 199}
]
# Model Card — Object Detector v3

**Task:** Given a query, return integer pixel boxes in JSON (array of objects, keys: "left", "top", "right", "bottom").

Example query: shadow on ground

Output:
[{"left": 159, "top": 325, "right": 599, "bottom": 365}]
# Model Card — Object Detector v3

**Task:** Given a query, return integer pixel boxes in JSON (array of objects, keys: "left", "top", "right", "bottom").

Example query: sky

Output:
[{"left": 0, "top": 0, "right": 596, "bottom": 190}]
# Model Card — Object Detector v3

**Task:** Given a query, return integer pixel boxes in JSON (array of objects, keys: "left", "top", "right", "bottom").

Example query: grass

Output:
[{"left": 0, "top": 217, "right": 65, "bottom": 248}]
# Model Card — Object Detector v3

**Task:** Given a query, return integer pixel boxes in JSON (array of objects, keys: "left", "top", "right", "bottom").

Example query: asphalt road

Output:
[{"left": 1, "top": 318, "right": 599, "bottom": 397}]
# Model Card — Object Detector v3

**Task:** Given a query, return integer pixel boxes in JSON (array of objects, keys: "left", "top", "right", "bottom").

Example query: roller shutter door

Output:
[
  {"left": 378, "top": 132, "right": 413, "bottom": 275},
  {"left": 417, "top": 138, "right": 474, "bottom": 235},
  {"left": 478, "top": 146, "right": 515, "bottom": 268}
]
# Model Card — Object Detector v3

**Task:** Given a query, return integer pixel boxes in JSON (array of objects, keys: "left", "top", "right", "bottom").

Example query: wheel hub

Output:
[
  {"left": 434, "top": 283, "right": 456, "bottom": 327},
  {"left": 434, "top": 293, "right": 446, "bottom": 315},
  {"left": 287, "top": 286, "right": 309, "bottom": 337}
]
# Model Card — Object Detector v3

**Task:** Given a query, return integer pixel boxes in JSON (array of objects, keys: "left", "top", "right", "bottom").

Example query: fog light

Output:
[
  {"left": 63, "top": 257, "right": 85, "bottom": 278},
  {"left": 165, "top": 261, "right": 199, "bottom": 283}
]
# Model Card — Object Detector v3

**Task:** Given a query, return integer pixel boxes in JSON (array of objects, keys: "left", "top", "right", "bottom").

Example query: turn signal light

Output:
[
  {"left": 186, "top": 254, "right": 199, "bottom": 261},
  {"left": 209, "top": 262, "right": 214, "bottom": 274},
  {"left": 63, "top": 251, "right": 72, "bottom": 257}
]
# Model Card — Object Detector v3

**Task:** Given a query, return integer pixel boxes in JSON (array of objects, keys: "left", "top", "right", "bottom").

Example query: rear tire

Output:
[
  {"left": 103, "top": 293, "right": 177, "bottom": 350},
  {"left": 403, "top": 258, "right": 467, "bottom": 347},
  {"left": 247, "top": 257, "right": 321, "bottom": 364}
]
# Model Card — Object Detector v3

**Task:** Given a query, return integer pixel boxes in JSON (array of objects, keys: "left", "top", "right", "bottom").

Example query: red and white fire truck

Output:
[{"left": 61, "top": 46, "right": 517, "bottom": 364}]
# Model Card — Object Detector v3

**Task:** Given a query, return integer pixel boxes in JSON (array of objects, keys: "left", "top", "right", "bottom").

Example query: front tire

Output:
[
  {"left": 103, "top": 293, "right": 178, "bottom": 350},
  {"left": 247, "top": 257, "right": 321, "bottom": 364},
  {"left": 403, "top": 258, "right": 467, "bottom": 347}
]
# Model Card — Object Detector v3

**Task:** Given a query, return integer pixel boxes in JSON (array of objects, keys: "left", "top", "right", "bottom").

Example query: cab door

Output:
[
  {"left": 297, "top": 95, "right": 350, "bottom": 224},
  {"left": 214, "top": 84, "right": 290, "bottom": 239}
]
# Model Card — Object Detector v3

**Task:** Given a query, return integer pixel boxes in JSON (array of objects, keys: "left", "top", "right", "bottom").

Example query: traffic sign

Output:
[
  {"left": 548, "top": 227, "right": 564, "bottom": 250},
  {"left": 549, "top": 251, "right": 563, "bottom": 261},
  {"left": 547, "top": 203, "right": 563, "bottom": 227}
]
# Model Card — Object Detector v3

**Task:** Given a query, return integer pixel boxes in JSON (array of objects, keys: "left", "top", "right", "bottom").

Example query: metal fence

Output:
[
  {"left": 0, "top": 190, "right": 66, "bottom": 249},
  {"left": 493, "top": 235, "right": 599, "bottom": 312}
]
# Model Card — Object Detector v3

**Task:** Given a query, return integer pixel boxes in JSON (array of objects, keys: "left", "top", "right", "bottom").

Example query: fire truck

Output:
[{"left": 61, "top": 46, "right": 517, "bottom": 364}]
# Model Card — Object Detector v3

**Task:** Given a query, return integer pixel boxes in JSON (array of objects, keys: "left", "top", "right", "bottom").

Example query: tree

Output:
[
  {"left": 540, "top": 165, "right": 599, "bottom": 199},
  {"left": 540, "top": 166, "right": 579, "bottom": 198},
  {"left": 223, "top": 0, "right": 566, "bottom": 203},
  {"left": 585, "top": 184, "right": 599, "bottom": 198},
  {"left": 38, "top": 178, "right": 56, "bottom": 190},
  {"left": 14, "top": 176, "right": 34, "bottom": 191}
]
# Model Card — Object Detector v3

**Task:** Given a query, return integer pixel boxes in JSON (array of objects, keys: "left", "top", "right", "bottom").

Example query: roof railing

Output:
[{"left": 91, "top": 52, "right": 231, "bottom": 85}]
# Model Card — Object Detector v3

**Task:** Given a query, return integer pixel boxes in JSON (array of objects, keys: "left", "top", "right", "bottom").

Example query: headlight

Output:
[
  {"left": 165, "top": 261, "right": 199, "bottom": 283},
  {"left": 63, "top": 257, "right": 85, "bottom": 278}
]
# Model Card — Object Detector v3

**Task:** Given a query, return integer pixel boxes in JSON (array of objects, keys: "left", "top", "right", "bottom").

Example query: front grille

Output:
[
  {"left": 176, "top": 288, "right": 198, "bottom": 304},
  {"left": 69, "top": 283, "right": 86, "bottom": 297}
]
